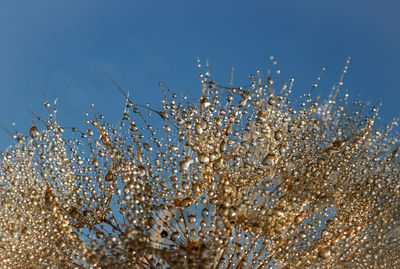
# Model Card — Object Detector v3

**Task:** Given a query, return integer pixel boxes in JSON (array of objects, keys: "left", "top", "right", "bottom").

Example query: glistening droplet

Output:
[{"left": 262, "top": 153, "right": 276, "bottom": 166}]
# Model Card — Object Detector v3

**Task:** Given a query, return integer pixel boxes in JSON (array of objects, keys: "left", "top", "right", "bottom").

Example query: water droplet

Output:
[
  {"left": 87, "top": 129, "right": 94, "bottom": 136},
  {"left": 318, "top": 248, "right": 331, "bottom": 259},
  {"left": 29, "top": 125, "right": 39, "bottom": 138},
  {"left": 143, "top": 143, "right": 153, "bottom": 151},
  {"left": 137, "top": 166, "right": 146, "bottom": 177},
  {"left": 278, "top": 144, "right": 287, "bottom": 155},
  {"left": 171, "top": 231, "right": 179, "bottom": 241},
  {"left": 200, "top": 97, "right": 211, "bottom": 108},
  {"left": 105, "top": 170, "right": 114, "bottom": 181},
  {"left": 262, "top": 153, "right": 276, "bottom": 166},
  {"left": 189, "top": 215, "right": 196, "bottom": 223},
  {"left": 179, "top": 157, "right": 193, "bottom": 173},
  {"left": 268, "top": 97, "right": 276, "bottom": 106},
  {"left": 195, "top": 123, "right": 203, "bottom": 135},
  {"left": 220, "top": 140, "right": 227, "bottom": 152},
  {"left": 274, "top": 130, "right": 283, "bottom": 141},
  {"left": 92, "top": 158, "right": 99, "bottom": 168},
  {"left": 197, "top": 153, "right": 210, "bottom": 164},
  {"left": 295, "top": 214, "right": 305, "bottom": 225},
  {"left": 192, "top": 183, "right": 201, "bottom": 194},
  {"left": 202, "top": 208, "right": 209, "bottom": 218},
  {"left": 160, "top": 230, "right": 168, "bottom": 238}
]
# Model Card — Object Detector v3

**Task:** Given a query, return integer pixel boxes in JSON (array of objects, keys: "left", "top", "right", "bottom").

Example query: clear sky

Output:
[{"left": 0, "top": 0, "right": 399, "bottom": 150}]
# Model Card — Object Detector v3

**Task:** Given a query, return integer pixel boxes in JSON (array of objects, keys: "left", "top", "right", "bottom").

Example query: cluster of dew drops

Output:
[{"left": 0, "top": 57, "right": 400, "bottom": 268}]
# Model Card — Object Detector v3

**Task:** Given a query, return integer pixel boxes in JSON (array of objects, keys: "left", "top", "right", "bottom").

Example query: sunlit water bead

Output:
[{"left": 261, "top": 153, "right": 277, "bottom": 166}]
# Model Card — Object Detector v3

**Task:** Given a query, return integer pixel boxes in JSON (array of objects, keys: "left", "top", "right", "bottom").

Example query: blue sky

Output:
[{"left": 0, "top": 0, "right": 399, "bottom": 150}]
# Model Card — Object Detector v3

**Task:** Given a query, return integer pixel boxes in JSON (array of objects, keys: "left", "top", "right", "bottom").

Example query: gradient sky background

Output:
[{"left": 0, "top": 0, "right": 399, "bottom": 150}]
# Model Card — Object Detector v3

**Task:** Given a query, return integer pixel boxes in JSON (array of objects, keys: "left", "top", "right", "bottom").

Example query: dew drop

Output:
[
  {"left": 29, "top": 125, "right": 39, "bottom": 139},
  {"left": 197, "top": 153, "right": 210, "bottom": 164},
  {"left": 195, "top": 124, "right": 203, "bottom": 135},
  {"left": 160, "top": 230, "right": 168, "bottom": 238},
  {"left": 105, "top": 170, "right": 114, "bottom": 181},
  {"left": 220, "top": 140, "right": 227, "bottom": 152},
  {"left": 274, "top": 130, "right": 283, "bottom": 141},
  {"left": 262, "top": 153, "right": 276, "bottom": 166},
  {"left": 268, "top": 97, "right": 276, "bottom": 106},
  {"left": 318, "top": 248, "right": 331, "bottom": 259},
  {"left": 179, "top": 157, "right": 193, "bottom": 173}
]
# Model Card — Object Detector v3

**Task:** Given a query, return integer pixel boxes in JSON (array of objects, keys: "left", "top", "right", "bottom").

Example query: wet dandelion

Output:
[{"left": 0, "top": 58, "right": 399, "bottom": 268}]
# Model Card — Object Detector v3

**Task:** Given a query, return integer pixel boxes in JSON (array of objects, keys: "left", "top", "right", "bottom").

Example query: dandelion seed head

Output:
[{"left": 0, "top": 60, "right": 399, "bottom": 268}]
